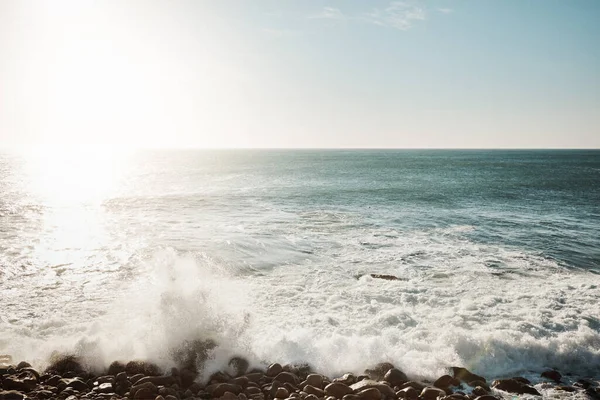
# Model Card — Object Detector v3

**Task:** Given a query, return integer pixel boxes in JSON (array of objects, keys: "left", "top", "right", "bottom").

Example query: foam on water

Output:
[{"left": 2, "top": 226, "right": 599, "bottom": 384}]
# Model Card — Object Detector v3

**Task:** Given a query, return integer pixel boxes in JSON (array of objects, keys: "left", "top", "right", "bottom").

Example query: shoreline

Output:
[{"left": 1, "top": 355, "right": 599, "bottom": 400}]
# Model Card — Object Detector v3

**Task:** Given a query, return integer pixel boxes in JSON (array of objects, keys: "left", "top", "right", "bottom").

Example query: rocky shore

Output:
[{"left": 1, "top": 354, "right": 598, "bottom": 400}]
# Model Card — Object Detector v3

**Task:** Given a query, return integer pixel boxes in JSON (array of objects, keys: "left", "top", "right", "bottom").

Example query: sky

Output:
[{"left": 0, "top": 0, "right": 599, "bottom": 149}]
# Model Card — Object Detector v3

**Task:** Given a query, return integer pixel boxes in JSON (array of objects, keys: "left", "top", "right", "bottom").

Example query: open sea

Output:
[{"left": 1, "top": 149, "right": 599, "bottom": 386}]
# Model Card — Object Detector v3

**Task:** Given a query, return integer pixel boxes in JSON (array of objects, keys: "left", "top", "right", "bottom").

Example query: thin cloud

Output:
[
  {"left": 310, "top": 2, "right": 429, "bottom": 31},
  {"left": 437, "top": 8, "right": 453, "bottom": 14},
  {"left": 364, "top": 1, "right": 426, "bottom": 31},
  {"left": 309, "top": 7, "right": 347, "bottom": 20}
]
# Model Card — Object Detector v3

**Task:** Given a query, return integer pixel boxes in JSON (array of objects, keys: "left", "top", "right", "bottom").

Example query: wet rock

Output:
[
  {"left": 398, "top": 381, "right": 427, "bottom": 391},
  {"left": 62, "top": 378, "right": 89, "bottom": 392},
  {"left": 305, "top": 395, "right": 319, "bottom": 400},
  {"left": 555, "top": 386, "right": 577, "bottom": 392},
  {"left": 473, "top": 396, "right": 499, "bottom": 400},
  {"left": 357, "top": 387, "right": 381, "bottom": 400},
  {"left": 2, "top": 376, "right": 36, "bottom": 392},
  {"left": 274, "top": 387, "right": 289, "bottom": 398},
  {"left": 350, "top": 380, "right": 395, "bottom": 398},
  {"left": 342, "top": 395, "right": 361, "bottom": 400},
  {"left": 491, "top": 379, "right": 540, "bottom": 396},
  {"left": 212, "top": 383, "right": 243, "bottom": 397},
  {"left": 267, "top": 364, "right": 283, "bottom": 378},
  {"left": 334, "top": 374, "right": 356, "bottom": 386},
  {"left": 371, "top": 274, "right": 407, "bottom": 281},
  {"left": 396, "top": 387, "right": 418, "bottom": 400},
  {"left": 245, "top": 386, "right": 261, "bottom": 394},
  {"left": 511, "top": 377, "right": 531, "bottom": 385},
  {"left": 33, "top": 389, "right": 54, "bottom": 399},
  {"left": 0, "top": 391, "right": 24, "bottom": 400},
  {"left": 274, "top": 372, "right": 299, "bottom": 385},
  {"left": 325, "top": 382, "right": 353, "bottom": 398},
  {"left": 541, "top": 370, "right": 561, "bottom": 383},
  {"left": 96, "top": 382, "right": 113, "bottom": 393},
  {"left": 130, "top": 382, "right": 159, "bottom": 399},
  {"left": 305, "top": 374, "right": 324, "bottom": 388},
  {"left": 130, "top": 374, "right": 145, "bottom": 384},
  {"left": 159, "top": 386, "right": 179, "bottom": 397},
  {"left": 304, "top": 385, "right": 325, "bottom": 397},
  {"left": 180, "top": 368, "right": 197, "bottom": 388},
  {"left": 45, "top": 375, "right": 62, "bottom": 387},
  {"left": 384, "top": 368, "right": 408, "bottom": 386},
  {"left": 466, "top": 380, "right": 489, "bottom": 391},
  {"left": 211, "top": 371, "right": 233, "bottom": 384},
  {"left": 223, "top": 392, "right": 239, "bottom": 400},
  {"left": 45, "top": 355, "right": 84, "bottom": 376},
  {"left": 231, "top": 376, "right": 250, "bottom": 388},
  {"left": 364, "top": 363, "right": 394, "bottom": 381},
  {"left": 107, "top": 361, "right": 126, "bottom": 376},
  {"left": 420, "top": 387, "right": 446, "bottom": 400},
  {"left": 451, "top": 368, "right": 486, "bottom": 385},
  {"left": 434, "top": 375, "right": 459, "bottom": 389},
  {"left": 15, "top": 363, "right": 30, "bottom": 371},
  {"left": 134, "top": 387, "right": 158, "bottom": 399},
  {"left": 136, "top": 376, "right": 177, "bottom": 386},
  {"left": 244, "top": 373, "right": 264, "bottom": 384},
  {"left": 165, "top": 396, "right": 178, "bottom": 400},
  {"left": 115, "top": 371, "right": 128, "bottom": 382},
  {"left": 126, "top": 361, "right": 161, "bottom": 376},
  {"left": 472, "top": 386, "right": 489, "bottom": 396}
]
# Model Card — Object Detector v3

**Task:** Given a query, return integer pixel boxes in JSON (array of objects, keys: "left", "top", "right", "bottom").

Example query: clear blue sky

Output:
[{"left": 1, "top": 0, "right": 599, "bottom": 148}]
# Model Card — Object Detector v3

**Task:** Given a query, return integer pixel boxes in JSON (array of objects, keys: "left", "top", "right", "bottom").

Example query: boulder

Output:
[
  {"left": 304, "top": 385, "right": 325, "bottom": 397},
  {"left": 211, "top": 383, "right": 243, "bottom": 397},
  {"left": 125, "top": 361, "right": 161, "bottom": 376},
  {"left": 467, "top": 380, "right": 490, "bottom": 391},
  {"left": 266, "top": 364, "right": 283, "bottom": 378},
  {"left": 364, "top": 363, "right": 394, "bottom": 381},
  {"left": 357, "top": 388, "right": 381, "bottom": 400},
  {"left": 45, "top": 355, "right": 84, "bottom": 376},
  {"left": 433, "top": 375, "right": 459, "bottom": 389},
  {"left": 472, "top": 386, "right": 489, "bottom": 396},
  {"left": 473, "top": 396, "right": 500, "bottom": 400},
  {"left": 222, "top": 392, "right": 239, "bottom": 400},
  {"left": 15, "top": 363, "right": 31, "bottom": 370},
  {"left": 130, "top": 382, "right": 158, "bottom": 398},
  {"left": 2, "top": 376, "right": 36, "bottom": 392},
  {"left": 541, "top": 370, "right": 561, "bottom": 383},
  {"left": 334, "top": 374, "right": 356, "bottom": 386},
  {"left": 274, "top": 387, "right": 289, "bottom": 398},
  {"left": 491, "top": 379, "right": 541, "bottom": 396},
  {"left": 325, "top": 382, "right": 353, "bottom": 398},
  {"left": 305, "top": 374, "right": 324, "bottom": 388},
  {"left": 0, "top": 390, "right": 24, "bottom": 400},
  {"left": 342, "top": 395, "right": 361, "bottom": 400},
  {"left": 96, "top": 382, "right": 113, "bottom": 393},
  {"left": 451, "top": 368, "right": 486, "bottom": 385},
  {"left": 63, "top": 378, "right": 89, "bottom": 393},
  {"left": 383, "top": 368, "right": 408, "bottom": 386},
  {"left": 420, "top": 387, "right": 446, "bottom": 400},
  {"left": 274, "top": 372, "right": 299, "bottom": 385},
  {"left": 350, "top": 380, "right": 395, "bottom": 398},
  {"left": 396, "top": 387, "right": 418, "bottom": 400},
  {"left": 135, "top": 376, "right": 177, "bottom": 386},
  {"left": 107, "top": 361, "right": 126, "bottom": 376},
  {"left": 398, "top": 381, "right": 427, "bottom": 391},
  {"left": 133, "top": 387, "right": 157, "bottom": 399}
]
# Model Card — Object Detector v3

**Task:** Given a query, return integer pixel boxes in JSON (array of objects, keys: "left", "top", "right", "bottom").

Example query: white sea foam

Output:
[{"left": 2, "top": 226, "right": 599, "bottom": 385}]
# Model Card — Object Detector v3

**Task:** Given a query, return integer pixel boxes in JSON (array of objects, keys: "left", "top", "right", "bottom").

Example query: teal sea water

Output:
[{"left": 1, "top": 149, "right": 599, "bottom": 383}]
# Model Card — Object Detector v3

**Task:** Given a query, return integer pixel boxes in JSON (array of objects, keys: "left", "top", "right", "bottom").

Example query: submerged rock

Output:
[
  {"left": 451, "top": 367, "right": 486, "bottom": 385},
  {"left": 492, "top": 378, "right": 541, "bottom": 396},
  {"left": 541, "top": 369, "right": 562, "bottom": 383}
]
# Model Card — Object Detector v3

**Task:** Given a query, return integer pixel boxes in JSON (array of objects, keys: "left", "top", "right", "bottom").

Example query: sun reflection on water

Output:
[{"left": 21, "top": 147, "right": 134, "bottom": 272}]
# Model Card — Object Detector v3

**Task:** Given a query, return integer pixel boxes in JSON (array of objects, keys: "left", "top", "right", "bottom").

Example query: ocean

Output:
[{"left": 1, "top": 149, "right": 599, "bottom": 384}]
